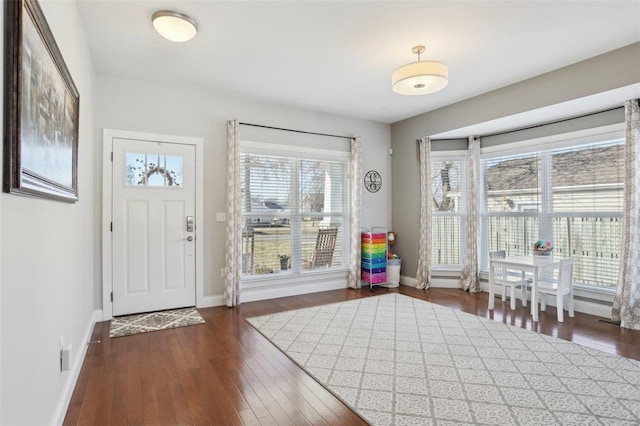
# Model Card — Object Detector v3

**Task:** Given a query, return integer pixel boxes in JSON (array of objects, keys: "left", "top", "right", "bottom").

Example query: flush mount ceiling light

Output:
[
  {"left": 392, "top": 45, "right": 448, "bottom": 95},
  {"left": 152, "top": 11, "right": 198, "bottom": 42}
]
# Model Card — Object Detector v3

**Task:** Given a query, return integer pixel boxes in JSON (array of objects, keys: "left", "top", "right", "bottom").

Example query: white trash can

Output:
[{"left": 387, "top": 259, "right": 401, "bottom": 287}]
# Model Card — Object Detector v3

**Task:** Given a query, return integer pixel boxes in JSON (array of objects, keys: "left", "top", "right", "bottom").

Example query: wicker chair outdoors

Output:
[{"left": 302, "top": 228, "right": 338, "bottom": 269}]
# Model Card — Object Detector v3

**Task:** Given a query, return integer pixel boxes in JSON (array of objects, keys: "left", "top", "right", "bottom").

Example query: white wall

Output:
[
  {"left": 0, "top": 6, "right": 389, "bottom": 421},
  {"left": 0, "top": 1, "right": 98, "bottom": 424},
  {"left": 96, "top": 75, "right": 391, "bottom": 304}
]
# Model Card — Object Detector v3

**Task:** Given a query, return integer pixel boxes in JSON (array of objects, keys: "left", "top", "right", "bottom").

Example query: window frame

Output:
[
  {"left": 431, "top": 151, "right": 467, "bottom": 271},
  {"left": 479, "top": 126, "right": 625, "bottom": 291},
  {"left": 239, "top": 140, "right": 351, "bottom": 285}
]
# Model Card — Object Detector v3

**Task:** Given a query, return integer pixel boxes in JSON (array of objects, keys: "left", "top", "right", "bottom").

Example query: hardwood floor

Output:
[{"left": 64, "top": 286, "right": 640, "bottom": 425}]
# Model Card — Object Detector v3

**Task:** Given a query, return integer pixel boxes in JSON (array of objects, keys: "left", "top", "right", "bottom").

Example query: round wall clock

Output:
[{"left": 364, "top": 170, "right": 382, "bottom": 193}]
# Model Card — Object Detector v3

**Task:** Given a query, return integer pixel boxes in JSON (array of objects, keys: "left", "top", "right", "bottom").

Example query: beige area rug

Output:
[
  {"left": 247, "top": 293, "right": 640, "bottom": 425},
  {"left": 110, "top": 307, "right": 205, "bottom": 338}
]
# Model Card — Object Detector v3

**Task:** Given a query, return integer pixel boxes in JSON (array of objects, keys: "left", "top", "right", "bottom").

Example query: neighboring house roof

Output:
[
  {"left": 487, "top": 145, "right": 623, "bottom": 191},
  {"left": 263, "top": 200, "right": 285, "bottom": 210}
]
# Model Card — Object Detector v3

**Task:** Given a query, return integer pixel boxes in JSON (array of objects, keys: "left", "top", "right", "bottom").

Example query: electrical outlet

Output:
[
  {"left": 221, "top": 268, "right": 226, "bottom": 278},
  {"left": 216, "top": 212, "right": 227, "bottom": 222},
  {"left": 59, "top": 337, "right": 70, "bottom": 372},
  {"left": 61, "top": 344, "right": 72, "bottom": 372}
]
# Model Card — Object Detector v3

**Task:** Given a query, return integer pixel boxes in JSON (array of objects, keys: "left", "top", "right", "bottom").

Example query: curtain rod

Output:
[
  {"left": 480, "top": 106, "right": 624, "bottom": 139},
  {"left": 430, "top": 105, "right": 624, "bottom": 142},
  {"left": 424, "top": 137, "right": 468, "bottom": 142},
  {"left": 239, "top": 122, "right": 353, "bottom": 140}
]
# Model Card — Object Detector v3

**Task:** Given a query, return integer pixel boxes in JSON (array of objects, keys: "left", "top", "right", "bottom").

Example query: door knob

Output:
[{"left": 186, "top": 236, "right": 194, "bottom": 241}]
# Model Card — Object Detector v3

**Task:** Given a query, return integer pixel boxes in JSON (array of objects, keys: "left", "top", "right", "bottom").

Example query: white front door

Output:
[{"left": 111, "top": 137, "right": 196, "bottom": 316}]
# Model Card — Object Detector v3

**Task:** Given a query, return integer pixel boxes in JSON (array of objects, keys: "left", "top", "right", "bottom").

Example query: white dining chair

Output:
[
  {"left": 489, "top": 250, "right": 529, "bottom": 310},
  {"left": 537, "top": 258, "right": 575, "bottom": 322}
]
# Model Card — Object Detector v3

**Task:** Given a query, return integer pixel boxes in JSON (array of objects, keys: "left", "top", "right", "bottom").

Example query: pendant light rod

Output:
[{"left": 412, "top": 45, "right": 426, "bottom": 61}]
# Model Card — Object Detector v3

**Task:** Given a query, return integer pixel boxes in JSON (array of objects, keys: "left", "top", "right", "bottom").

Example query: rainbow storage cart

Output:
[{"left": 361, "top": 228, "right": 387, "bottom": 291}]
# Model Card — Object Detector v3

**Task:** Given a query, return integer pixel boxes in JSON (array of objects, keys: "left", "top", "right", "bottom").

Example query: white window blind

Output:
[
  {"left": 548, "top": 140, "right": 624, "bottom": 288},
  {"left": 431, "top": 158, "right": 466, "bottom": 266},
  {"left": 481, "top": 137, "right": 624, "bottom": 289},
  {"left": 484, "top": 152, "right": 541, "bottom": 213},
  {"left": 240, "top": 150, "right": 348, "bottom": 277},
  {"left": 482, "top": 152, "right": 541, "bottom": 260},
  {"left": 550, "top": 141, "right": 624, "bottom": 212}
]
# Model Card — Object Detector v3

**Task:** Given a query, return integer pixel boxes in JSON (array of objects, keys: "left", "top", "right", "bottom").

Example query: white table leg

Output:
[
  {"left": 520, "top": 270, "right": 527, "bottom": 308},
  {"left": 531, "top": 270, "right": 538, "bottom": 322},
  {"left": 489, "top": 264, "right": 495, "bottom": 310}
]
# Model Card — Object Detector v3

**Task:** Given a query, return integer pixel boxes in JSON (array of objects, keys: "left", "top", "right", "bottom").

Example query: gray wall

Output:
[
  {"left": 390, "top": 42, "right": 640, "bottom": 278},
  {"left": 96, "top": 75, "right": 392, "bottom": 302}
]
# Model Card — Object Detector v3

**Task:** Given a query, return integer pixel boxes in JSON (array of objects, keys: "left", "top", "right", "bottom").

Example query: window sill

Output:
[
  {"left": 242, "top": 267, "right": 349, "bottom": 289},
  {"left": 573, "top": 283, "right": 615, "bottom": 303},
  {"left": 432, "top": 267, "right": 463, "bottom": 277}
]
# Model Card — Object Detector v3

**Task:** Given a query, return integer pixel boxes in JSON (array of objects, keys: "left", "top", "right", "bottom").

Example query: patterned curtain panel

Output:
[
  {"left": 224, "top": 119, "right": 242, "bottom": 307},
  {"left": 612, "top": 99, "right": 640, "bottom": 329},
  {"left": 416, "top": 138, "right": 433, "bottom": 289},
  {"left": 460, "top": 137, "right": 481, "bottom": 292},
  {"left": 347, "top": 137, "right": 363, "bottom": 289}
]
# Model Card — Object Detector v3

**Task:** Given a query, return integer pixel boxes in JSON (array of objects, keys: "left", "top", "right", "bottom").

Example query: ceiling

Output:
[{"left": 76, "top": 1, "right": 640, "bottom": 124}]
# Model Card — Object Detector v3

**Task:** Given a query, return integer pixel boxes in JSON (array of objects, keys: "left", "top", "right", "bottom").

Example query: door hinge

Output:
[
  {"left": 110, "top": 222, "right": 113, "bottom": 232},
  {"left": 110, "top": 292, "right": 113, "bottom": 302},
  {"left": 110, "top": 152, "right": 113, "bottom": 162}
]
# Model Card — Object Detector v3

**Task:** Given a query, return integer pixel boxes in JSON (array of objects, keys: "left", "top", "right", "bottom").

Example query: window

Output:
[
  {"left": 126, "top": 153, "right": 183, "bottom": 187},
  {"left": 481, "top": 135, "right": 624, "bottom": 289},
  {"left": 431, "top": 156, "right": 466, "bottom": 267},
  {"left": 239, "top": 145, "right": 349, "bottom": 277},
  {"left": 483, "top": 152, "right": 540, "bottom": 258},
  {"left": 550, "top": 142, "right": 623, "bottom": 288}
]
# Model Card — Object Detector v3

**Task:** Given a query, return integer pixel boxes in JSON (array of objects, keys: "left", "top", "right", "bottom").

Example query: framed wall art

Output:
[
  {"left": 4, "top": 0, "right": 80, "bottom": 202},
  {"left": 364, "top": 170, "right": 381, "bottom": 193}
]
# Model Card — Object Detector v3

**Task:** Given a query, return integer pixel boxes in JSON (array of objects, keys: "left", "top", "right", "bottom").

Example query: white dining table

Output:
[{"left": 488, "top": 255, "right": 561, "bottom": 322}]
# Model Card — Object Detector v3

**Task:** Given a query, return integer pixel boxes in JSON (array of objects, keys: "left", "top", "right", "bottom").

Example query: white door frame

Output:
[{"left": 102, "top": 129, "right": 204, "bottom": 321}]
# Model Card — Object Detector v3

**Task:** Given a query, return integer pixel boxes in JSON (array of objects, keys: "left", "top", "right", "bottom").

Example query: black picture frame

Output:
[{"left": 4, "top": 0, "right": 80, "bottom": 202}]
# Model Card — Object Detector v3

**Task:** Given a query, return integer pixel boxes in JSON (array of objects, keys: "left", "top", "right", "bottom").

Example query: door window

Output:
[{"left": 126, "top": 153, "right": 184, "bottom": 187}]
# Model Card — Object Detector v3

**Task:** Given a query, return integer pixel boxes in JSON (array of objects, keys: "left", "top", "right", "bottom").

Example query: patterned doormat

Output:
[
  {"left": 109, "top": 307, "right": 205, "bottom": 338},
  {"left": 247, "top": 293, "right": 640, "bottom": 425}
]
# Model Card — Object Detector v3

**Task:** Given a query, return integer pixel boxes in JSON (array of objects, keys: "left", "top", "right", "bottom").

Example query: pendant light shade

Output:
[
  {"left": 392, "top": 46, "right": 448, "bottom": 95},
  {"left": 152, "top": 11, "right": 198, "bottom": 42}
]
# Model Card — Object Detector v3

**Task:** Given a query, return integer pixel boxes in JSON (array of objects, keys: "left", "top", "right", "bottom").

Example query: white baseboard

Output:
[
  {"left": 241, "top": 279, "right": 346, "bottom": 303},
  {"left": 196, "top": 281, "right": 348, "bottom": 307},
  {"left": 52, "top": 309, "right": 102, "bottom": 426},
  {"left": 430, "top": 277, "right": 461, "bottom": 288},
  {"left": 400, "top": 276, "right": 612, "bottom": 319},
  {"left": 198, "top": 294, "right": 225, "bottom": 308},
  {"left": 104, "top": 279, "right": 612, "bottom": 320},
  {"left": 400, "top": 275, "right": 416, "bottom": 287},
  {"left": 573, "top": 299, "right": 612, "bottom": 319},
  {"left": 400, "top": 275, "right": 460, "bottom": 288},
  {"left": 480, "top": 282, "right": 611, "bottom": 319}
]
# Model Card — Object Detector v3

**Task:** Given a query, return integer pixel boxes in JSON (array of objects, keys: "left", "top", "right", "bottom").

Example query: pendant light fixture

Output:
[
  {"left": 392, "top": 45, "right": 448, "bottom": 95},
  {"left": 152, "top": 11, "right": 198, "bottom": 43}
]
